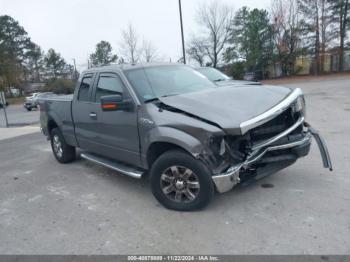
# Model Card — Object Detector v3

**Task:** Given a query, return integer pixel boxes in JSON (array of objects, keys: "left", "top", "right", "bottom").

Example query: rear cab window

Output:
[{"left": 77, "top": 74, "right": 93, "bottom": 102}]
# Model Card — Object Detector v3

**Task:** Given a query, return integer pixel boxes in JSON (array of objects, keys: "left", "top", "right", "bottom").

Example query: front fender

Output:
[{"left": 145, "top": 126, "right": 204, "bottom": 157}]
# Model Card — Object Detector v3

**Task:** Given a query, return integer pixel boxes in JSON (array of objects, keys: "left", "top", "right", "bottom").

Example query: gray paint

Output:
[
  {"left": 39, "top": 64, "right": 327, "bottom": 179},
  {"left": 215, "top": 80, "right": 262, "bottom": 86},
  {"left": 137, "top": 102, "right": 225, "bottom": 168},
  {"left": 158, "top": 84, "right": 292, "bottom": 135}
]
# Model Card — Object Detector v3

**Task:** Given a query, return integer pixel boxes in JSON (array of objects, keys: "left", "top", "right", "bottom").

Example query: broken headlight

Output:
[
  {"left": 209, "top": 136, "right": 226, "bottom": 157},
  {"left": 219, "top": 138, "right": 226, "bottom": 156},
  {"left": 294, "top": 95, "right": 306, "bottom": 117}
]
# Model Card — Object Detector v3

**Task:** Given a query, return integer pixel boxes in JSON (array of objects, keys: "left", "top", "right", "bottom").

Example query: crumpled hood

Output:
[{"left": 158, "top": 85, "right": 293, "bottom": 135}]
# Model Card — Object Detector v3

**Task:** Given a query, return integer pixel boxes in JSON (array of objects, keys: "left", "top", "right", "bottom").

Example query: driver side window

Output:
[{"left": 95, "top": 74, "right": 125, "bottom": 102}]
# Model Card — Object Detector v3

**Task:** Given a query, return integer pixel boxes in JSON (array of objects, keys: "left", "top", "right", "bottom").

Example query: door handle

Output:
[{"left": 89, "top": 112, "right": 97, "bottom": 119}]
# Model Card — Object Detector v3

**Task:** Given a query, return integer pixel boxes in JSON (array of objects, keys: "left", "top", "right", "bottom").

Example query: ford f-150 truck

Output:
[{"left": 40, "top": 63, "right": 332, "bottom": 211}]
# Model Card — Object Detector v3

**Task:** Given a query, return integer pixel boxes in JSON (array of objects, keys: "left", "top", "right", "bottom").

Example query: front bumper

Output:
[{"left": 212, "top": 120, "right": 332, "bottom": 193}]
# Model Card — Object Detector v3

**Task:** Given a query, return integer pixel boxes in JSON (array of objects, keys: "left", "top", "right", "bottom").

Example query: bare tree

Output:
[
  {"left": 299, "top": 0, "right": 334, "bottom": 74},
  {"left": 319, "top": 0, "right": 334, "bottom": 72},
  {"left": 186, "top": 36, "right": 208, "bottom": 66},
  {"left": 329, "top": 0, "right": 350, "bottom": 71},
  {"left": 195, "top": 1, "right": 233, "bottom": 68},
  {"left": 119, "top": 23, "right": 140, "bottom": 64},
  {"left": 142, "top": 39, "right": 157, "bottom": 62},
  {"left": 271, "top": 0, "right": 303, "bottom": 75}
]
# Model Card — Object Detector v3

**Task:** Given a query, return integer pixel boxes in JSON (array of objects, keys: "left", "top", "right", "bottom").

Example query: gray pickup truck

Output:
[{"left": 40, "top": 63, "right": 332, "bottom": 211}]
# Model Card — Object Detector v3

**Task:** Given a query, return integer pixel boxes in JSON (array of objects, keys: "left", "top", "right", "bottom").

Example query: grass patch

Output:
[{"left": 6, "top": 96, "right": 25, "bottom": 105}]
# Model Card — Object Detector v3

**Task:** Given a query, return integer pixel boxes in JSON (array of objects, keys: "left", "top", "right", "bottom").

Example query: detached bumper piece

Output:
[
  {"left": 305, "top": 122, "right": 333, "bottom": 171},
  {"left": 212, "top": 118, "right": 332, "bottom": 193}
]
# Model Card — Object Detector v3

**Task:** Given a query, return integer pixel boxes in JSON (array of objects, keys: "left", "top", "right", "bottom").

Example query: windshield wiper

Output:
[
  {"left": 160, "top": 94, "right": 179, "bottom": 98},
  {"left": 144, "top": 98, "right": 159, "bottom": 103},
  {"left": 213, "top": 78, "right": 228, "bottom": 82},
  {"left": 144, "top": 94, "right": 179, "bottom": 103},
  {"left": 145, "top": 93, "right": 182, "bottom": 103}
]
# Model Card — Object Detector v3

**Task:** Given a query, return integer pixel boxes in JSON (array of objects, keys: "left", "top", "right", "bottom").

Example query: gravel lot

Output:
[{"left": 0, "top": 76, "right": 349, "bottom": 254}]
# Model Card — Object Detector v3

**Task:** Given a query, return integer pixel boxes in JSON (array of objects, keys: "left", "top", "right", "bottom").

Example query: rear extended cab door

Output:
[{"left": 71, "top": 72, "right": 98, "bottom": 152}]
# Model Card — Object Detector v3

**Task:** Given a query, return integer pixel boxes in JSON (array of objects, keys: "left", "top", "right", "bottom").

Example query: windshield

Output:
[
  {"left": 125, "top": 65, "right": 216, "bottom": 102},
  {"left": 197, "top": 67, "right": 231, "bottom": 82}
]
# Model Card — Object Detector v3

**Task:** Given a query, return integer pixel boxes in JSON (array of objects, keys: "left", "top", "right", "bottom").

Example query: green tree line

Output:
[
  {"left": 0, "top": 15, "right": 78, "bottom": 95},
  {"left": 0, "top": 16, "right": 158, "bottom": 95}
]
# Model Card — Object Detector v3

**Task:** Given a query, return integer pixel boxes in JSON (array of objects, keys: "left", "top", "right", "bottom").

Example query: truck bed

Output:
[
  {"left": 40, "top": 94, "right": 77, "bottom": 146},
  {"left": 42, "top": 94, "right": 73, "bottom": 102}
]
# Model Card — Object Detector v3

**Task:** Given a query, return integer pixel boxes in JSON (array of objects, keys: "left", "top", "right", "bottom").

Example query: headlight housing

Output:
[{"left": 294, "top": 95, "right": 306, "bottom": 117}]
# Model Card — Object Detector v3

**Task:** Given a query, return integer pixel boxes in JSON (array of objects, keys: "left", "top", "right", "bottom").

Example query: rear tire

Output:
[
  {"left": 150, "top": 150, "right": 214, "bottom": 211},
  {"left": 50, "top": 128, "right": 76, "bottom": 163},
  {"left": 26, "top": 107, "right": 32, "bottom": 111}
]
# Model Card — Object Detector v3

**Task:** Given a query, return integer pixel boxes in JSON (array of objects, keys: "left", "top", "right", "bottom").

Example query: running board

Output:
[{"left": 80, "top": 153, "right": 143, "bottom": 179}]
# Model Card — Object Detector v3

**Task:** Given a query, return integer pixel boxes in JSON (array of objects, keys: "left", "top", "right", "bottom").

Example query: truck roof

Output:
[{"left": 82, "top": 62, "right": 183, "bottom": 75}]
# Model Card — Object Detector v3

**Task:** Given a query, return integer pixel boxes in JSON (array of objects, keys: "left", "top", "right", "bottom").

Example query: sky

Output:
[{"left": 0, "top": 0, "right": 271, "bottom": 70}]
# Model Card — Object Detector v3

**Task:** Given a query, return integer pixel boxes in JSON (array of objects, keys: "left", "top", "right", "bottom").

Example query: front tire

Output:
[
  {"left": 50, "top": 128, "right": 76, "bottom": 163},
  {"left": 150, "top": 150, "right": 214, "bottom": 211}
]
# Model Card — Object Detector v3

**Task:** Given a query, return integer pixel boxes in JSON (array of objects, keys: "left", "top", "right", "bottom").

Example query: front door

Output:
[{"left": 89, "top": 72, "right": 140, "bottom": 166}]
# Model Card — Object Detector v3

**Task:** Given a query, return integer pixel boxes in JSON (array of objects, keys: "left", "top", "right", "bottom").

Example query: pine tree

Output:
[{"left": 89, "top": 41, "right": 118, "bottom": 67}]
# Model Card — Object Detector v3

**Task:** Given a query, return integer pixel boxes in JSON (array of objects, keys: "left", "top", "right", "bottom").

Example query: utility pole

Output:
[
  {"left": 178, "top": 0, "right": 186, "bottom": 64},
  {"left": 0, "top": 92, "right": 9, "bottom": 128},
  {"left": 72, "top": 58, "right": 78, "bottom": 79}
]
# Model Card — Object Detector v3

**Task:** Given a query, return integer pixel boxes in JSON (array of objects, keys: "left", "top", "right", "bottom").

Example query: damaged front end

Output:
[
  {"left": 209, "top": 92, "right": 333, "bottom": 193},
  {"left": 153, "top": 87, "right": 332, "bottom": 194},
  {"left": 212, "top": 122, "right": 332, "bottom": 193}
]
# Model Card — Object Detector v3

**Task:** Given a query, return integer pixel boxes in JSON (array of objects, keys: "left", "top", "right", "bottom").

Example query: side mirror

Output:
[{"left": 100, "top": 95, "right": 133, "bottom": 111}]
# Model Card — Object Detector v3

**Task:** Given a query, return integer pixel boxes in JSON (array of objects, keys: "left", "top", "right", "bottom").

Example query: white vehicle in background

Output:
[
  {"left": 196, "top": 67, "right": 261, "bottom": 86},
  {"left": 24, "top": 92, "right": 41, "bottom": 111},
  {"left": 24, "top": 92, "right": 54, "bottom": 111}
]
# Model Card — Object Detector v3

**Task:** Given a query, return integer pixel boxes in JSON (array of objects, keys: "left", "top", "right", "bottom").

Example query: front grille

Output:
[{"left": 249, "top": 106, "right": 301, "bottom": 142}]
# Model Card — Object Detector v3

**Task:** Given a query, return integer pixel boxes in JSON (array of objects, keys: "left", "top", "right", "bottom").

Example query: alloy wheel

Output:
[
  {"left": 160, "top": 165, "right": 200, "bottom": 203},
  {"left": 53, "top": 135, "right": 63, "bottom": 158}
]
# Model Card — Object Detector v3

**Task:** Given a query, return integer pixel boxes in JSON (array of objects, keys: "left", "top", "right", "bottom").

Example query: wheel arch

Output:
[
  {"left": 147, "top": 142, "right": 188, "bottom": 169},
  {"left": 47, "top": 118, "right": 59, "bottom": 137},
  {"left": 46, "top": 110, "right": 64, "bottom": 138},
  {"left": 144, "top": 127, "right": 205, "bottom": 169}
]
